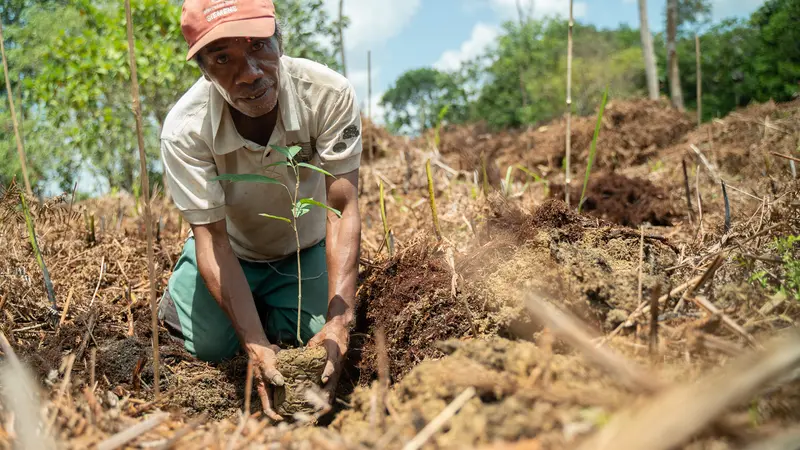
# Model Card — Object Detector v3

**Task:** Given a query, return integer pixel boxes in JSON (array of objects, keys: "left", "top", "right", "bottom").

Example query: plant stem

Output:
[
  {"left": 0, "top": 20, "right": 32, "bottom": 196},
  {"left": 565, "top": 0, "right": 573, "bottom": 207},
  {"left": 578, "top": 85, "right": 609, "bottom": 213},
  {"left": 425, "top": 159, "right": 442, "bottom": 241},
  {"left": 293, "top": 165, "right": 303, "bottom": 345},
  {"left": 125, "top": 0, "right": 159, "bottom": 399}
]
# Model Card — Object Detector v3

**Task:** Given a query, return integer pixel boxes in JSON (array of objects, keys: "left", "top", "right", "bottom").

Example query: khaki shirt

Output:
[{"left": 161, "top": 55, "right": 362, "bottom": 262}]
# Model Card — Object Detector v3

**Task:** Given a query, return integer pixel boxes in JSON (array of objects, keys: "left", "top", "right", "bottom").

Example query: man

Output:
[{"left": 157, "top": 0, "right": 361, "bottom": 421}]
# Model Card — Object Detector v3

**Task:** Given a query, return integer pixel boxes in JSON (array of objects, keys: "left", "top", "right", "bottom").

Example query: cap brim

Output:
[{"left": 186, "top": 17, "right": 276, "bottom": 61}]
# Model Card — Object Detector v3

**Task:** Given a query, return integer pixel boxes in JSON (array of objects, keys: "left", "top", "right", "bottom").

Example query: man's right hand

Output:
[{"left": 247, "top": 342, "right": 286, "bottom": 421}]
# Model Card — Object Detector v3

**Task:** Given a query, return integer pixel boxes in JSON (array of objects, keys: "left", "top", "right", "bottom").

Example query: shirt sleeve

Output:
[
  {"left": 314, "top": 83, "right": 363, "bottom": 175},
  {"left": 161, "top": 137, "right": 226, "bottom": 225}
]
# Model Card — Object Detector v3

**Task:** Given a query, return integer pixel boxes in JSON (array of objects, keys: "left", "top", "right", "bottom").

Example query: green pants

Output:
[{"left": 158, "top": 237, "right": 329, "bottom": 362}]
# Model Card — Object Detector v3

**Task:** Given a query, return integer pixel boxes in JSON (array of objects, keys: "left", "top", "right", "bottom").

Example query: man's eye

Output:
[
  {"left": 215, "top": 54, "right": 229, "bottom": 64},
  {"left": 252, "top": 41, "right": 265, "bottom": 51}
]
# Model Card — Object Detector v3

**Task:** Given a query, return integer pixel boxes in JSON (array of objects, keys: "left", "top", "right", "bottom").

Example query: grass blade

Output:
[
  {"left": 578, "top": 85, "right": 609, "bottom": 213},
  {"left": 19, "top": 193, "right": 57, "bottom": 312},
  {"left": 426, "top": 159, "right": 442, "bottom": 241}
]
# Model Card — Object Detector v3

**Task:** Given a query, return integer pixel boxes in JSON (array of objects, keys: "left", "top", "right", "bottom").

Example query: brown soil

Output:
[{"left": 550, "top": 172, "right": 677, "bottom": 227}]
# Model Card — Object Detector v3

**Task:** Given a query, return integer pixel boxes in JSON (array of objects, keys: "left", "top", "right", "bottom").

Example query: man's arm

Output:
[
  {"left": 324, "top": 169, "right": 361, "bottom": 326},
  {"left": 308, "top": 168, "right": 361, "bottom": 394},
  {"left": 191, "top": 220, "right": 285, "bottom": 419}
]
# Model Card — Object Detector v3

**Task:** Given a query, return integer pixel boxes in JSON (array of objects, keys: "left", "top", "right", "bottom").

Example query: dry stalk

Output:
[
  {"left": 564, "top": 0, "right": 573, "bottom": 206},
  {"left": 681, "top": 159, "right": 694, "bottom": 225},
  {"left": 97, "top": 412, "right": 169, "bottom": 450},
  {"left": 524, "top": 293, "right": 662, "bottom": 394},
  {"left": 770, "top": 151, "right": 800, "bottom": 164},
  {"left": 691, "top": 144, "right": 721, "bottom": 184},
  {"left": 379, "top": 180, "right": 393, "bottom": 257},
  {"left": 89, "top": 256, "right": 105, "bottom": 308},
  {"left": 446, "top": 247, "right": 478, "bottom": 336},
  {"left": 402, "top": 387, "right": 476, "bottom": 450},
  {"left": 637, "top": 225, "right": 644, "bottom": 306},
  {"left": 0, "top": 20, "right": 32, "bottom": 196},
  {"left": 125, "top": 0, "right": 160, "bottom": 399},
  {"left": 56, "top": 288, "right": 74, "bottom": 332},
  {"left": 577, "top": 330, "right": 800, "bottom": 450},
  {"left": 689, "top": 295, "right": 758, "bottom": 348},
  {"left": 674, "top": 253, "right": 724, "bottom": 313},
  {"left": 425, "top": 159, "right": 442, "bottom": 241},
  {"left": 607, "top": 275, "right": 703, "bottom": 341},
  {"left": 649, "top": 283, "right": 661, "bottom": 358}
]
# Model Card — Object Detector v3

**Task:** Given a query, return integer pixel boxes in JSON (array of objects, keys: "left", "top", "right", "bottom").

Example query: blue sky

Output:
[{"left": 322, "top": 0, "right": 767, "bottom": 122}]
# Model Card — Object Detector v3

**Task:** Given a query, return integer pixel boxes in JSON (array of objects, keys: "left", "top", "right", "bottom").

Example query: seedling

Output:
[
  {"left": 213, "top": 145, "right": 341, "bottom": 345},
  {"left": 502, "top": 164, "right": 549, "bottom": 197},
  {"left": 425, "top": 159, "right": 442, "bottom": 241},
  {"left": 578, "top": 85, "right": 609, "bottom": 213},
  {"left": 19, "top": 192, "right": 57, "bottom": 316}
]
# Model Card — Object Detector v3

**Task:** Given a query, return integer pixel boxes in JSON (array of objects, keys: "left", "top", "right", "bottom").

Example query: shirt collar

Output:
[{"left": 209, "top": 56, "right": 301, "bottom": 155}]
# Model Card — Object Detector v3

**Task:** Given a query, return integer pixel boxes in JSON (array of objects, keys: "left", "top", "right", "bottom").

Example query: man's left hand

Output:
[{"left": 308, "top": 320, "right": 349, "bottom": 402}]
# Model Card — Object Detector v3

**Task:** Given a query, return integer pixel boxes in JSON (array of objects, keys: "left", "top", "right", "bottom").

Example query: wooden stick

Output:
[
  {"left": 125, "top": 0, "right": 160, "bottom": 400},
  {"left": 0, "top": 20, "right": 32, "bottom": 196},
  {"left": 564, "top": 0, "right": 573, "bottom": 207},
  {"left": 770, "top": 151, "right": 800, "bottom": 164},
  {"left": 97, "top": 412, "right": 169, "bottom": 450},
  {"left": 525, "top": 293, "right": 662, "bottom": 394},
  {"left": 681, "top": 159, "right": 694, "bottom": 225},
  {"left": 402, "top": 387, "right": 476, "bottom": 450},
  {"left": 243, "top": 359, "right": 254, "bottom": 416},
  {"left": 578, "top": 330, "right": 800, "bottom": 450},
  {"left": 691, "top": 144, "right": 721, "bottom": 184}
]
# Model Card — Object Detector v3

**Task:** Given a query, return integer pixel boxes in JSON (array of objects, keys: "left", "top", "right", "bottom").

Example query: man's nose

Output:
[{"left": 237, "top": 57, "right": 263, "bottom": 85}]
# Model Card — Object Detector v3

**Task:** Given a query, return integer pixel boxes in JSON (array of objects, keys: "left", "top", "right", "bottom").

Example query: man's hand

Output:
[
  {"left": 308, "top": 319, "right": 349, "bottom": 401},
  {"left": 247, "top": 342, "right": 286, "bottom": 421}
]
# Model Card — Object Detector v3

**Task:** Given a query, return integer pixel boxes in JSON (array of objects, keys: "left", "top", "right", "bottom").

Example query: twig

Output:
[
  {"left": 691, "top": 144, "right": 721, "bottom": 184},
  {"left": 577, "top": 330, "right": 800, "bottom": 450},
  {"left": 402, "top": 387, "right": 476, "bottom": 450},
  {"left": 446, "top": 247, "right": 478, "bottom": 336},
  {"left": 674, "top": 254, "right": 723, "bottom": 313},
  {"left": 607, "top": 275, "right": 703, "bottom": 341},
  {"left": 770, "top": 151, "right": 800, "bottom": 164},
  {"left": 525, "top": 293, "right": 662, "bottom": 394},
  {"left": 89, "top": 256, "right": 105, "bottom": 308},
  {"left": 0, "top": 20, "right": 32, "bottom": 196},
  {"left": 243, "top": 359, "right": 254, "bottom": 416},
  {"left": 56, "top": 288, "right": 74, "bottom": 332},
  {"left": 649, "top": 284, "right": 661, "bottom": 358},
  {"left": 689, "top": 296, "right": 758, "bottom": 348},
  {"left": 681, "top": 159, "right": 694, "bottom": 225},
  {"left": 97, "top": 412, "right": 169, "bottom": 450},
  {"left": 721, "top": 181, "right": 731, "bottom": 233},
  {"left": 637, "top": 226, "right": 644, "bottom": 306},
  {"left": 125, "top": 0, "right": 160, "bottom": 399},
  {"left": 74, "top": 310, "right": 97, "bottom": 364},
  {"left": 695, "top": 33, "right": 702, "bottom": 126}
]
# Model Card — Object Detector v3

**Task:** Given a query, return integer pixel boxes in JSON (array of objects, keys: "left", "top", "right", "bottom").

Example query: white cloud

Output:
[
  {"left": 323, "top": 0, "right": 422, "bottom": 51},
  {"left": 434, "top": 23, "right": 500, "bottom": 71},
  {"left": 488, "top": 0, "right": 588, "bottom": 19}
]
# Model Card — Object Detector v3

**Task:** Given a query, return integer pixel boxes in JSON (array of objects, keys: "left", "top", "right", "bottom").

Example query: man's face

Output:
[{"left": 197, "top": 36, "right": 281, "bottom": 118}]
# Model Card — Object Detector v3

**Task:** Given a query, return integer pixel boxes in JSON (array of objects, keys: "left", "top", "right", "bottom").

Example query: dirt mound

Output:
[
  {"left": 361, "top": 116, "right": 411, "bottom": 162},
  {"left": 333, "top": 337, "right": 632, "bottom": 449},
  {"left": 353, "top": 198, "right": 678, "bottom": 387},
  {"left": 550, "top": 172, "right": 677, "bottom": 227},
  {"left": 430, "top": 99, "right": 694, "bottom": 178}
]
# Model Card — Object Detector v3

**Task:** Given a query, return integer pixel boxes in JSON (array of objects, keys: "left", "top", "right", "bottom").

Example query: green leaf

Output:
[
  {"left": 298, "top": 198, "right": 342, "bottom": 217},
  {"left": 264, "top": 161, "right": 292, "bottom": 169},
  {"left": 211, "top": 173, "right": 283, "bottom": 185},
  {"left": 272, "top": 145, "right": 302, "bottom": 161},
  {"left": 578, "top": 85, "right": 609, "bottom": 214},
  {"left": 259, "top": 213, "right": 292, "bottom": 224},
  {"left": 297, "top": 162, "right": 335, "bottom": 177},
  {"left": 292, "top": 201, "right": 312, "bottom": 218}
]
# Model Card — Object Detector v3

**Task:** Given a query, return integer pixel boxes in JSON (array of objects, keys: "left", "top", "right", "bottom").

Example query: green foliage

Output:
[
  {"left": 380, "top": 68, "right": 470, "bottom": 135},
  {"left": 0, "top": 0, "right": 345, "bottom": 196}
]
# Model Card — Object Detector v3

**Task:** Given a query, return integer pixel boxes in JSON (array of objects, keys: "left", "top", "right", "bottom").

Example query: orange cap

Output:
[{"left": 181, "top": 0, "right": 276, "bottom": 61}]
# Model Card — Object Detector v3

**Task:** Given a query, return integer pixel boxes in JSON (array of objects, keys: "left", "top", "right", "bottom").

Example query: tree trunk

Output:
[
  {"left": 638, "top": 0, "right": 659, "bottom": 100},
  {"left": 338, "top": 0, "right": 346, "bottom": 77},
  {"left": 666, "top": 0, "right": 684, "bottom": 111}
]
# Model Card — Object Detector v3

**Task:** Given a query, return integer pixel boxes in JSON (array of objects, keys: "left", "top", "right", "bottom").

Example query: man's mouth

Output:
[{"left": 241, "top": 83, "right": 274, "bottom": 102}]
